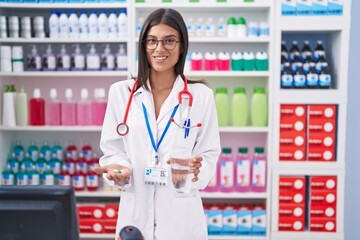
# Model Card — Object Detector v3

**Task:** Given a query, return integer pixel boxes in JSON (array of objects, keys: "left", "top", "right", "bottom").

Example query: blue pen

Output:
[{"left": 186, "top": 119, "right": 191, "bottom": 138}]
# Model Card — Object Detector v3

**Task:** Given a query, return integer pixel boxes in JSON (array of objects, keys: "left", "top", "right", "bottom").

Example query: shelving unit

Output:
[{"left": 0, "top": 0, "right": 352, "bottom": 240}]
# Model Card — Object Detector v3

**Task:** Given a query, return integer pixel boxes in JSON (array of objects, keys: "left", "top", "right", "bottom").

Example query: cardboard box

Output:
[
  {"left": 104, "top": 204, "right": 119, "bottom": 219},
  {"left": 310, "top": 190, "right": 337, "bottom": 205},
  {"left": 79, "top": 219, "right": 103, "bottom": 233},
  {"left": 279, "top": 176, "right": 306, "bottom": 191},
  {"left": 103, "top": 219, "right": 117, "bottom": 234},
  {"left": 278, "top": 216, "right": 305, "bottom": 231},
  {"left": 280, "top": 132, "right": 306, "bottom": 147},
  {"left": 279, "top": 145, "right": 306, "bottom": 161},
  {"left": 310, "top": 218, "right": 336, "bottom": 232},
  {"left": 310, "top": 204, "right": 336, "bottom": 218},
  {"left": 77, "top": 205, "right": 105, "bottom": 219},
  {"left": 279, "top": 203, "right": 305, "bottom": 218},
  {"left": 279, "top": 189, "right": 305, "bottom": 204},
  {"left": 308, "top": 105, "right": 336, "bottom": 119},
  {"left": 310, "top": 176, "right": 337, "bottom": 190}
]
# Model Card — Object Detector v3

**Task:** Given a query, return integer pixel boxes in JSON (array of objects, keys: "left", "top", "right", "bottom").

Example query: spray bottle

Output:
[
  {"left": 86, "top": 44, "right": 100, "bottom": 70},
  {"left": 71, "top": 44, "right": 85, "bottom": 71}
]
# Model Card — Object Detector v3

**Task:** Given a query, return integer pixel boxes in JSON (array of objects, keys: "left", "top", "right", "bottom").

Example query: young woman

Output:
[{"left": 95, "top": 8, "right": 221, "bottom": 240}]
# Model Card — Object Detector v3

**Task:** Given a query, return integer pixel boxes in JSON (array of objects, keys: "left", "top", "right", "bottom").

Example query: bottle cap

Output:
[
  {"left": 90, "top": 10, "right": 97, "bottom": 14},
  {"left": 104, "top": 44, "right": 111, "bottom": 54},
  {"left": 255, "top": 147, "right": 264, "bottom": 153},
  {"left": 292, "top": 40, "right": 298, "bottom": 45},
  {"left": 216, "top": 87, "right": 228, "bottom": 94},
  {"left": 238, "top": 147, "right": 248, "bottom": 153},
  {"left": 61, "top": 10, "right": 67, "bottom": 15},
  {"left": 110, "top": 9, "right": 116, "bottom": 14},
  {"left": 253, "top": 87, "right": 265, "bottom": 94},
  {"left": 222, "top": 148, "right": 232, "bottom": 154},
  {"left": 100, "top": 9, "right": 106, "bottom": 14},
  {"left": 65, "top": 88, "right": 73, "bottom": 99},
  {"left": 120, "top": 9, "right": 126, "bottom": 14},
  {"left": 237, "top": 17, "right": 246, "bottom": 25},
  {"left": 98, "top": 88, "right": 106, "bottom": 98},
  {"left": 33, "top": 88, "right": 41, "bottom": 98},
  {"left": 70, "top": 9, "right": 76, "bottom": 14},
  {"left": 227, "top": 17, "right": 236, "bottom": 25},
  {"left": 60, "top": 44, "right": 67, "bottom": 54},
  {"left": 50, "top": 88, "right": 57, "bottom": 99},
  {"left": 234, "top": 87, "right": 246, "bottom": 94},
  {"left": 81, "top": 88, "right": 88, "bottom": 99},
  {"left": 80, "top": 10, "right": 87, "bottom": 14}
]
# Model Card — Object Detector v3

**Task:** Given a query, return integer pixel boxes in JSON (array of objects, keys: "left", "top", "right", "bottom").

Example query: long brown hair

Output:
[{"left": 134, "top": 8, "right": 204, "bottom": 90}]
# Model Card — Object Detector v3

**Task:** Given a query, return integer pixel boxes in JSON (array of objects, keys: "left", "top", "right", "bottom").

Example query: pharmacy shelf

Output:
[
  {"left": 187, "top": 71, "right": 270, "bottom": 78},
  {"left": 0, "top": 38, "right": 128, "bottom": 43},
  {"left": 0, "top": 2, "right": 128, "bottom": 9},
  {"left": 219, "top": 127, "right": 269, "bottom": 133},
  {"left": 272, "top": 162, "right": 345, "bottom": 174},
  {"left": 275, "top": 90, "right": 347, "bottom": 104},
  {"left": 271, "top": 232, "right": 344, "bottom": 240},
  {"left": 0, "top": 71, "right": 129, "bottom": 78},
  {"left": 190, "top": 37, "right": 270, "bottom": 43},
  {"left": 279, "top": 16, "right": 351, "bottom": 31},
  {"left": 80, "top": 233, "right": 267, "bottom": 240},
  {"left": 76, "top": 191, "right": 120, "bottom": 198},
  {"left": 135, "top": 2, "right": 271, "bottom": 10},
  {"left": 0, "top": 126, "right": 102, "bottom": 132}
]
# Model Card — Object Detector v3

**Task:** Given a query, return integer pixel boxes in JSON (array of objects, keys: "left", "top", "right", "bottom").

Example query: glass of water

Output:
[{"left": 169, "top": 154, "right": 195, "bottom": 197}]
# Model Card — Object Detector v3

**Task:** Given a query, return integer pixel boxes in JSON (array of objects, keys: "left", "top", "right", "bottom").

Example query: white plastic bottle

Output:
[
  {"left": 108, "top": 9, "right": 118, "bottom": 39},
  {"left": 86, "top": 44, "right": 100, "bottom": 70},
  {"left": 2, "top": 85, "right": 16, "bottom": 127},
  {"left": 68, "top": 9, "right": 79, "bottom": 39},
  {"left": 79, "top": 10, "right": 89, "bottom": 39},
  {"left": 186, "top": 17, "right": 195, "bottom": 37},
  {"left": 59, "top": 10, "right": 69, "bottom": 39},
  {"left": 115, "top": 44, "right": 128, "bottom": 70},
  {"left": 42, "top": 45, "right": 56, "bottom": 71},
  {"left": 98, "top": 10, "right": 108, "bottom": 39},
  {"left": 101, "top": 44, "right": 115, "bottom": 70},
  {"left": 16, "top": 86, "right": 28, "bottom": 126},
  {"left": 205, "top": 17, "right": 216, "bottom": 37},
  {"left": 195, "top": 17, "right": 205, "bottom": 37},
  {"left": 49, "top": 10, "right": 59, "bottom": 39},
  {"left": 136, "top": 17, "right": 144, "bottom": 38},
  {"left": 217, "top": 17, "right": 227, "bottom": 37},
  {"left": 71, "top": 44, "right": 85, "bottom": 71},
  {"left": 88, "top": 10, "right": 98, "bottom": 39},
  {"left": 118, "top": 9, "right": 128, "bottom": 38},
  {"left": 57, "top": 44, "right": 70, "bottom": 71}
]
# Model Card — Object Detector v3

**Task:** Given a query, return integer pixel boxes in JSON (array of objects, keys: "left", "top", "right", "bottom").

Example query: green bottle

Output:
[
  {"left": 41, "top": 165, "right": 55, "bottom": 186},
  {"left": 52, "top": 141, "right": 64, "bottom": 162},
  {"left": 17, "top": 165, "right": 28, "bottom": 186},
  {"left": 16, "top": 86, "right": 28, "bottom": 126},
  {"left": 49, "top": 153, "right": 61, "bottom": 184},
  {"left": 215, "top": 88, "right": 230, "bottom": 127},
  {"left": 2, "top": 164, "right": 15, "bottom": 185},
  {"left": 36, "top": 153, "right": 47, "bottom": 175},
  {"left": 232, "top": 87, "right": 248, "bottom": 127},
  {"left": 21, "top": 153, "right": 33, "bottom": 172},
  {"left": 41, "top": 141, "right": 52, "bottom": 162},
  {"left": 7, "top": 153, "right": 19, "bottom": 174},
  {"left": 28, "top": 141, "right": 39, "bottom": 162},
  {"left": 12, "top": 141, "right": 25, "bottom": 161},
  {"left": 251, "top": 87, "right": 268, "bottom": 127},
  {"left": 28, "top": 165, "right": 40, "bottom": 185}
]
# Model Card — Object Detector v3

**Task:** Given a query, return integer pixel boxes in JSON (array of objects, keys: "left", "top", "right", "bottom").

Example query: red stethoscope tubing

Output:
[{"left": 116, "top": 76, "right": 192, "bottom": 136}]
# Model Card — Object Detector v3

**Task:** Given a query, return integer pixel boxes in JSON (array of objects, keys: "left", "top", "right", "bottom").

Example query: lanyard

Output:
[{"left": 142, "top": 103, "right": 179, "bottom": 165}]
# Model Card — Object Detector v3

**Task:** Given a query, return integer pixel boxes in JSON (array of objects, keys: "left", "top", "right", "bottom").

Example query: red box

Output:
[
  {"left": 310, "top": 218, "right": 336, "bottom": 232},
  {"left": 104, "top": 204, "right": 119, "bottom": 219},
  {"left": 310, "top": 190, "right": 337, "bottom": 205},
  {"left": 79, "top": 219, "right": 104, "bottom": 233},
  {"left": 280, "top": 132, "right": 306, "bottom": 147},
  {"left": 281, "top": 105, "right": 307, "bottom": 118},
  {"left": 308, "top": 118, "right": 336, "bottom": 134},
  {"left": 279, "top": 145, "right": 306, "bottom": 161},
  {"left": 103, "top": 219, "right": 117, "bottom": 234},
  {"left": 278, "top": 216, "right": 305, "bottom": 231},
  {"left": 77, "top": 205, "right": 105, "bottom": 219},
  {"left": 307, "top": 146, "right": 335, "bottom": 162},
  {"left": 308, "top": 105, "right": 336, "bottom": 119},
  {"left": 280, "top": 118, "right": 306, "bottom": 132},
  {"left": 279, "top": 176, "right": 306, "bottom": 191},
  {"left": 310, "top": 176, "right": 337, "bottom": 190},
  {"left": 279, "top": 189, "right": 305, "bottom": 204},
  {"left": 308, "top": 132, "right": 336, "bottom": 148},
  {"left": 279, "top": 204, "right": 305, "bottom": 218},
  {"left": 310, "top": 204, "right": 336, "bottom": 218}
]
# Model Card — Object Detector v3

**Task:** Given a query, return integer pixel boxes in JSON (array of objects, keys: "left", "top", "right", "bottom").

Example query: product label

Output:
[
  {"left": 50, "top": 162, "right": 61, "bottom": 174},
  {"left": 29, "top": 150, "right": 39, "bottom": 161},
  {"left": 42, "top": 174, "right": 55, "bottom": 185},
  {"left": 294, "top": 74, "right": 306, "bottom": 87},
  {"left": 76, "top": 162, "right": 87, "bottom": 174},
  {"left": 37, "top": 162, "right": 47, "bottom": 174},
  {"left": 307, "top": 73, "right": 319, "bottom": 86},
  {"left": 17, "top": 174, "right": 28, "bottom": 185},
  {"left": 252, "top": 160, "right": 266, "bottom": 187},
  {"left": 2, "top": 174, "right": 15, "bottom": 185},
  {"left": 59, "top": 175, "right": 71, "bottom": 186},
  {"left": 236, "top": 160, "right": 250, "bottom": 187},
  {"left": 220, "top": 161, "right": 234, "bottom": 188},
  {"left": 14, "top": 149, "right": 24, "bottom": 161},
  {"left": 73, "top": 175, "right": 85, "bottom": 189},
  {"left": 28, "top": 174, "right": 40, "bottom": 185},
  {"left": 86, "top": 175, "right": 99, "bottom": 188},
  {"left": 319, "top": 74, "right": 331, "bottom": 87},
  {"left": 65, "top": 162, "right": 75, "bottom": 175},
  {"left": 281, "top": 74, "right": 293, "bottom": 87}
]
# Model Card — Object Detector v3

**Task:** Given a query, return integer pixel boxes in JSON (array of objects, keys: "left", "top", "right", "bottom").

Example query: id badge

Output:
[{"left": 144, "top": 167, "right": 168, "bottom": 186}]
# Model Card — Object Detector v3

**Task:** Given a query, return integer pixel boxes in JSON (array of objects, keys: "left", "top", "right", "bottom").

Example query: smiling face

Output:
[{"left": 145, "top": 23, "right": 182, "bottom": 76}]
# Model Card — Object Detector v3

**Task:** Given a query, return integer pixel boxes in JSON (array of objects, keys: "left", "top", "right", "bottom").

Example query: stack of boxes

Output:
[
  {"left": 205, "top": 204, "right": 266, "bottom": 236},
  {"left": 278, "top": 176, "right": 306, "bottom": 231},
  {"left": 78, "top": 204, "right": 118, "bottom": 234},
  {"left": 309, "top": 176, "right": 337, "bottom": 232},
  {"left": 282, "top": 0, "right": 344, "bottom": 16},
  {"left": 279, "top": 104, "right": 337, "bottom": 162}
]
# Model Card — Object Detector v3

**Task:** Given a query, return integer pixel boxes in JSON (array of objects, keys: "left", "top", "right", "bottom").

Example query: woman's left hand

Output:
[{"left": 189, "top": 156, "right": 202, "bottom": 182}]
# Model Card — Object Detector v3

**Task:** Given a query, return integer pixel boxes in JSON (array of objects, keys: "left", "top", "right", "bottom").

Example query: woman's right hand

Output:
[{"left": 93, "top": 164, "right": 132, "bottom": 184}]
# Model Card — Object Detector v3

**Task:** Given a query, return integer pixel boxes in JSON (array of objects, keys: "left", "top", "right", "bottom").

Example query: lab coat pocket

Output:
[{"left": 171, "top": 196, "right": 207, "bottom": 240}]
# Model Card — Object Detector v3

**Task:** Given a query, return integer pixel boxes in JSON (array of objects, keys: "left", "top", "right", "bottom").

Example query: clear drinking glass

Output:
[{"left": 169, "top": 154, "right": 195, "bottom": 197}]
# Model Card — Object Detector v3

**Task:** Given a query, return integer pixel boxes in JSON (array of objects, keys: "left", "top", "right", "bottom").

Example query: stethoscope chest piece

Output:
[{"left": 117, "top": 123, "right": 129, "bottom": 136}]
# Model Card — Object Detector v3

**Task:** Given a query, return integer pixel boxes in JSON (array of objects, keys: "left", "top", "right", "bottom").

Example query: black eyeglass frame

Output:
[{"left": 143, "top": 38, "right": 182, "bottom": 50}]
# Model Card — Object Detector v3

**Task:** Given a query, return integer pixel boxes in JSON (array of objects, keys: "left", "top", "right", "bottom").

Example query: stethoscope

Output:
[{"left": 116, "top": 75, "right": 202, "bottom": 137}]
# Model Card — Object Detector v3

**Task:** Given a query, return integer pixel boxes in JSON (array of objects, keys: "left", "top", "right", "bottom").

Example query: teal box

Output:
[
  {"left": 255, "top": 59, "right": 269, "bottom": 71},
  {"left": 313, "top": 0, "right": 328, "bottom": 15},
  {"left": 296, "top": 0, "right": 312, "bottom": 15},
  {"left": 328, "top": 0, "right": 343, "bottom": 15},
  {"left": 282, "top": 0, "right": 297, "bottom": 15},
  {"left": 222, "top": 209, "right": 237, "bottom": 234},
  {"left": 237, "top": 209, "right": 252, "bottom": 234},
  {"left": 251, "top": 209, "right": 266, "bottom": 235},
  {"left": 208, "top": 209, "right": 223, "bottom": 234}
]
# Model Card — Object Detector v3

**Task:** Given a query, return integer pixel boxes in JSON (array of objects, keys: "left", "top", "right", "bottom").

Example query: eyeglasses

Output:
[{"left": 144, "top": 38, "right": 181, "bottom": 50}]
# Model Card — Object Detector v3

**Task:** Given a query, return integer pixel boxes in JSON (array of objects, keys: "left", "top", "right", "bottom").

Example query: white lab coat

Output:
[{"left": 99, "top": 75, "right": 221, "bottom": 240}]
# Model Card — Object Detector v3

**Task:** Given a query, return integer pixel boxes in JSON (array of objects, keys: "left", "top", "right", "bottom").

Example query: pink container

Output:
[
  {"left": 204, "top": 160, "right": 220, "bottom": 192},
  {"left": 190, "top": 52, "right": 203, "bottom": 71},
  {"left": 204, "top": 52, "right": 217, "bottom": 71},
  {"left": 91, "top": 88, "right": 107, "bottom": 126},
  {"left": 46, "top": 89, "right": 61, "bottom": 126},
  {"left": 235, "top": 147, "right": 251, "bottom": 192},
  {"left": 77, "top": 88, "right": 92, "bottom": 126},
  {"left": 61, "top": 89, "right": 76, "bottom": 126},
  {"left": 219, "top": 148, "right": 235, "bottom": 192},
  {"left": 218, "top": 52, "right": 231, "bottom": 71},
  {"left": 251, "top": 147, "right": 267, "bottom": 192}
]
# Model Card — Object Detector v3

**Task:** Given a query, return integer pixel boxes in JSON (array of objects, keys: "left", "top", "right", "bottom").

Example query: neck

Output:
[{"left": 149, "top": 70, "right": 177, "bottom": 91}]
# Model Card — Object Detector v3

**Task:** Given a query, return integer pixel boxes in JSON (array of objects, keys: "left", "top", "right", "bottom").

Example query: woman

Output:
[{"left": 95, "top": 8, "right": 221, "bottom": 240}]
